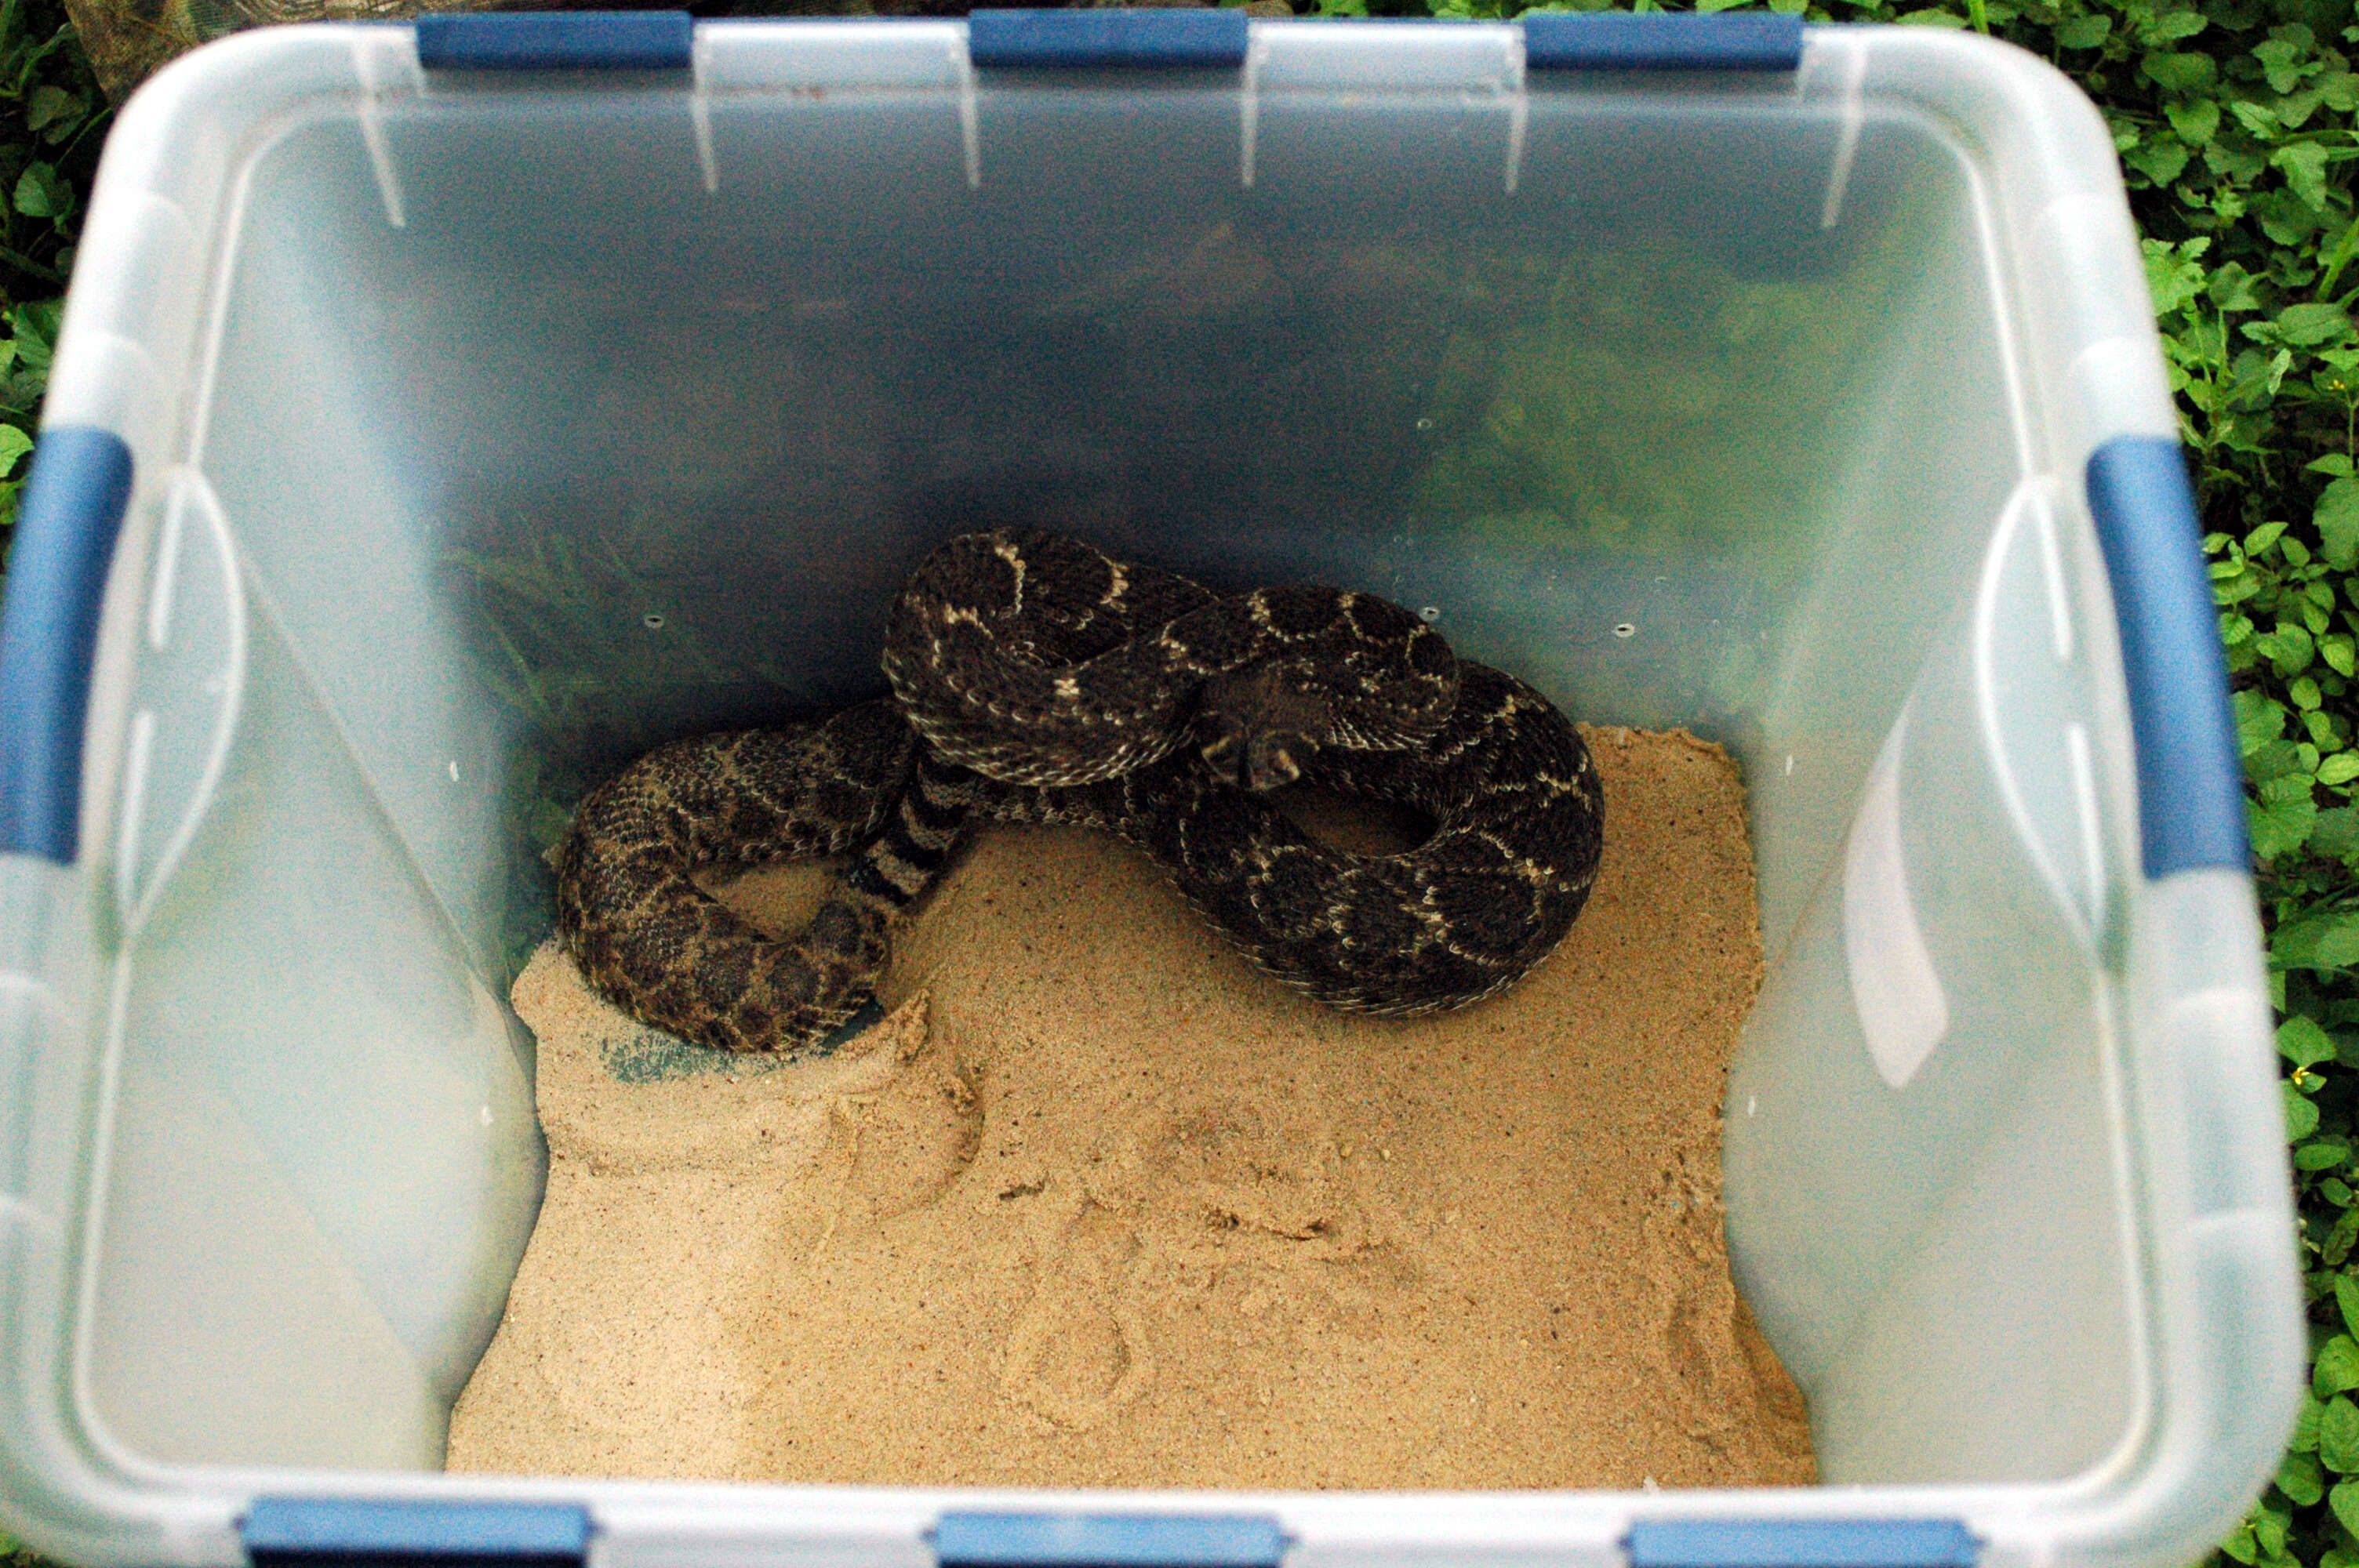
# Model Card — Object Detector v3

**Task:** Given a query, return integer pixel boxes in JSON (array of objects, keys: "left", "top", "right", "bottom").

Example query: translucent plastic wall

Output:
[{"left": 0, "top": 21, "right": 2299, "bottom": 1568}]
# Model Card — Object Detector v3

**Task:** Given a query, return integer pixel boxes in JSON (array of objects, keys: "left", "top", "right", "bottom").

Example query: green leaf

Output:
[
  {"left": 2284, "top": 1448, "right": 2330, "bottom": 1504},
  {"left": 24, "top": 85, "right": 75, "bottom": 133},
  {"left": 2055, "top": 11, "right": 2110, "bottom": 45},
  {"left": 2127, "top": 139, "right": 2194, "bottom": 187},
  {"left": 2233, "top": 100, "right": 2284, "bottom": 137},
  {"left": 2299, "top": 1392, "right": 2328, "bottom": 1451},
  {"left": 2339, "top": 1272, "right": 2359, "bottom": 1338},
  {"left": 2324, "top": 1336, "right": 2359, "bottom": 1399},
  {"left": 2146, "top": 236, "right": 2214, "bottom": 315},
  {"left": 2275, "top": 142, "right": 2334, "bottom": 212},
  {"left": 0, "top": 424, "right": 34, "bottom": 483},
  {"left": 2331, "top": 1476, "right": 2359, "bottom": 1537},
  {"left": 12, "top": 301, "right": 66, "bottom": 378},
  {"left": 2284, "top": 1015, "right": 2340, "bottom": 1066},
  {"left": 2299, "top": 1138, "right": 2352, "bottom": 1170},
  {"left": 2277, "top": 301, "right": 2352, "bottom": 346},
  {"left": 2292, "top": 1080, "right": 2325, "bottom": 1138},
  {"left": 2239, "top": 688, "right": 2292, "bottom": 753},
  {"left": 2323, "top": 1396, "right": 2359, "bottom": 1471},
  {"left": 2167, "top": 96, "right": 2222, "bottom": 143},
  {"left": 13, "top": 161, "right": 72, "bottom": 222},
  {"left": 2255, "top": 1501, "right": 2292, "bottom": 1560},
  {"left": 2144, "top": 49, "right": 2219, "bottom": 91},
  {"left": 2317, "top": 475, "right": 2359, "bottom": 568},
  {"left": 2212, "top": 263, "right": 2267, "bottom": 311},
  {"left": 2262, "top": 620, "right": 2319, "bottom": 674},
  {"left": 2255, "top": 31, "right": 2321, "bottom": 87},
  {"left": 2258, "top": 191, "right": 2328, "bottom": 246},
  {"left": 2324, "top": 751, "right": 2359, "bottom": 785}
]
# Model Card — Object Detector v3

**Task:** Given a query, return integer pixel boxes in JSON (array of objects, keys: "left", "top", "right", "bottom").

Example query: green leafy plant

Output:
[
  {"left": 0, "top": 0, "right": 102, "bottom": 563},
  {"left": 0, "top": 0, "right": 2347, "bottom": 1559}
]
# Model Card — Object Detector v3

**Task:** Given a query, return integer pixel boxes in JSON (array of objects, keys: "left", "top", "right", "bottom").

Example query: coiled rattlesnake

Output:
[{"left": 557, "top": 529, "right": 1605, "bottom": 1054}]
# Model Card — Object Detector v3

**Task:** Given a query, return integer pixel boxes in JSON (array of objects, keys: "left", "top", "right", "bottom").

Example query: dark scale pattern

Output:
[{"left": 558, "top": 530, "right": 1605, "bottom": 1054}]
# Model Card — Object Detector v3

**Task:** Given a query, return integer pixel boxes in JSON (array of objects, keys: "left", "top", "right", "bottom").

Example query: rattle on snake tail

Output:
[{"left": 556, "top": 529, "right": 1605, "bottom": 1056}]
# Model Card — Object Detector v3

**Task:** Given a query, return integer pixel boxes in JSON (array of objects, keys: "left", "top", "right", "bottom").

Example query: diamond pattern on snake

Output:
[{"left": 557, "top": 528, "right": 1606, "bottom": 1055}]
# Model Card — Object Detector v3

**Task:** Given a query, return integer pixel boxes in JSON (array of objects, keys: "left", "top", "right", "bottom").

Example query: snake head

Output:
[
  {"left": 1194, "top": 666, "right": 1322, "bottom": 792},
  {"left": 1198, "top": 715, "right": 1309, "bottom": 793}
]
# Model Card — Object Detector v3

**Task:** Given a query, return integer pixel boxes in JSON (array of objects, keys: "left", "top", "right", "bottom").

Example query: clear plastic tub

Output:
[{"left": 0, "top": 13, "right": 2302, "bottom": 1568}]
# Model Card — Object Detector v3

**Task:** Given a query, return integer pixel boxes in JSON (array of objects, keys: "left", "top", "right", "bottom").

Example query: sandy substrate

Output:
[{"left": 446, "top": 725, "right": 1815, "bottom": 1490}]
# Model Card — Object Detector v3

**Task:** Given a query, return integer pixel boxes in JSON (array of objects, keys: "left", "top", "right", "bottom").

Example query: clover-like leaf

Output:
[
  {"left": 2127, "top": 140, "right": 2194, "bottom": 187},
  {"left": 2277, "top": 301, "right": 2351, "bottom": 346},
  {"left": 2145, "top": 236, "right": 2213, "bottom": 315},
  {"left": 2168, "top": 96, "right": 2222, "bottom": 143},
  {"left": 2212, "top": 262, "right": 2267, "bottom": 310},
  {"left": 0, "top": 424, "right": 33, "bottom": 483},
  {"left": 2144, "top": 49, "right": 2219, "bottom": 90},
  {"left": 2255, "top": 31, "right": 2324, "bottom": 92},
  {"left": 2275, "top": 142, "right": 2333, "bottom": 212},
  {"left": 2321, "top": 1336, "right": 2359, "bottom": 1399},
  {"left": 2316, "top": 474, "right": 2359, "bottom": 567},
  {"left": 2299, "top": 1138, "right": 2354, "bottom": 1171},
  {"left": 13, "top": 160, "right": 71, "bottom": 222},
  {"left": 2284, "top": 1447, "right": 2329, "bottom": 1503},
  {"left": 2284, "top": 1015, "right": 2340, "bottom": 1066},
  {"left": 2322, "top": 1397, "right": 2359, "bottom": 1472},
  {"left": 2257, "top": 789, "right": 2323, "bottom": 863},
  {"left": 24, "top": 85, "right": 75, "bottom": 134}
]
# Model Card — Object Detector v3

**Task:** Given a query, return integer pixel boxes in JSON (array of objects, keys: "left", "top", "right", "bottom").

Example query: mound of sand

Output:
[{"left": 446, "top": 724, "right": 1814, "bottom": 1490}]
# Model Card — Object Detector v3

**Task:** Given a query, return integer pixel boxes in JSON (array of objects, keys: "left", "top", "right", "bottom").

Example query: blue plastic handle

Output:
[
  {"left": 414, "top": 11, "right": 692, "bottom": 71},
  {"left": 934, "top": 1514, "right": 1287, "bottom": 1568},
  {"left": 0, "top": 426, "right": 134, "bottom": 866},
  {"left": 967, "top": 9, "right": 1249, "bottom": 70},
  {"left": 2085, "top": 435, "right": 2250, "bottom": 879},
  {"left": 1522, "top": 13, "right": 1806, "bottom": 71},
  {"left": 243, "top": 1499, "right": 592, "bottom": 1563},
  {"left": 1627, "top": 1520, "right": 1979, "bottom": 1568}
]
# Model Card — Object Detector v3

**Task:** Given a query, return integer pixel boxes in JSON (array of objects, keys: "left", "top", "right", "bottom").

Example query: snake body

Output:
[{"left": 557, "top": 530, "right": 1605, "bottom": 1055}]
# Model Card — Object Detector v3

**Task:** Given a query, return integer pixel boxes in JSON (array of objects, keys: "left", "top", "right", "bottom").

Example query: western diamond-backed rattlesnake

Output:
[{"left": 557, "top": 529, "right": 1604, "bottom": 1054}]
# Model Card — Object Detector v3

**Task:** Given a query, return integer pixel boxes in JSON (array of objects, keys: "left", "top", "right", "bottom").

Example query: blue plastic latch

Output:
[
  {"left": 414, "top": 11, "right": 692, "bottom": 71},
  {"left": 2085, "top": 435, "right": 2250, "bottom": 879},
  {"left": 0, "top": 426, "right": 133, "bottom": 866},
  {"left": 967, "top": 9, "right": 1249, "bottom": 70},
  {"left": 1523, "top": 12, "right": 1805, "bottom": 71},
  {"left": 244, "top": 1500, "right": 591, "bottom": 1568},
  {"left": 935, "top": 1513, "right": 1288, "bottom": 1568},
  {"left": 1627, "top": 1519, "right": 1980, "bottom": 1568}
]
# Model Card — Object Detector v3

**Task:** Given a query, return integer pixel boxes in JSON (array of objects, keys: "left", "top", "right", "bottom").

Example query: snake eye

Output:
[{"left": 1198, "top": 713, "right": 1249, "bottom": 785}]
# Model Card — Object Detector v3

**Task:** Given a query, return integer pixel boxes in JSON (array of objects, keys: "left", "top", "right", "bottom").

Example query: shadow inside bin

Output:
[{"left": 598, "top": 998, "right": 889, "bottom": 1083}]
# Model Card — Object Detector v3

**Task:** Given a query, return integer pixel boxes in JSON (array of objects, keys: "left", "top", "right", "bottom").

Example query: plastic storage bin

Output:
[{"left": 0, "top": 11, "right": 2303, "bottom": 1568}]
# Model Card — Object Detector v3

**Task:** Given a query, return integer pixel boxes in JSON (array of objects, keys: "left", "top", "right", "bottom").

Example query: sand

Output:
[{"left": 445, "top": 725, "right": 1815, "bottom": 1490}]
